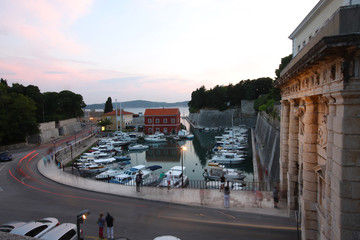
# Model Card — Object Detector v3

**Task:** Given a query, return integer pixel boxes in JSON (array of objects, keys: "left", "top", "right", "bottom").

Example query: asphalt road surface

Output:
[{"left": 0, "top": 137, "right": 299, "bottom": 240}]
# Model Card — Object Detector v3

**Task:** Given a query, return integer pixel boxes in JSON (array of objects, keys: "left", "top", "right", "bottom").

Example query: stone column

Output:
[
  {"left": 301, "top": 96, "right": 318, "bottom": 240},
  {"left": 323, "top": 95, "right": 335, "bottom": 240},
  {"left": 287, "top": 99, "right": 299, "bottom": 214},
  {"left": 279, "top": 100, "right": 290, "bottom": 199},
  {"left": 330, "top": 92, "right": 360, "bottom": 240}
]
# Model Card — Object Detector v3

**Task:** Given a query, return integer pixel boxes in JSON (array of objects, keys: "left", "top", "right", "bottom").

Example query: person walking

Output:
[
  {"left": 105, "top": 212, "right": 114, "bottom": 240},
  {"left": 224, "top": 181, "right": 230, "bottom": 208},
  {"left": 273, "top": 186, "right": 279, "bottom": 208},
  {"left": 136, "top": 170, "right": 143, "bottom": 192},
  {"left": 159, "top": 171, "right": 165, "bottom": 184},
  {"left": 220, "top": 173, "right": 225, "bottom": 192},
  {"left": 167, "top": 171, "right": 172, "bottom": 191},
  {"left": 97, "top": 212, "right": 105, "bottom": 239}
]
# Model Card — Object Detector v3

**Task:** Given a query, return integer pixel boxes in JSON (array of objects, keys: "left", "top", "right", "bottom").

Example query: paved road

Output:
[{"left": 0, "top": 139, "right": 299, "bottom": 240}]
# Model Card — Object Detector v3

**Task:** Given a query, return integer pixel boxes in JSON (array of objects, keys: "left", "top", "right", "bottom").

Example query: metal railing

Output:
[{"left": 91, "top": 175, "right": 278, "bottom": 192}]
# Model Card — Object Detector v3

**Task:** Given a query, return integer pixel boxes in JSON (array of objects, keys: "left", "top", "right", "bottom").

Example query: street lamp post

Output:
[
  {"left": 181, "top": 146, "right": 186, "bottom": 188},
  {"left": 76, "top": 209, "right": 90, "bottom": 240},
  {"left": 52, "top": 137, "right": 56, "bottom": 162}
]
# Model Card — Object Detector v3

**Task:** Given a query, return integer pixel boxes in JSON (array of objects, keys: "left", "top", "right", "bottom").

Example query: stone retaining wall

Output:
[{"left": 254, "top": 112, "right": 280, "bottom": 183}]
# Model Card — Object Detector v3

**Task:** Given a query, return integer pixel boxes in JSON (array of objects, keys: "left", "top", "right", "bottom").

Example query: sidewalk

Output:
[{"left": 38, "top": 160, "right": 289, "bottom": 218}]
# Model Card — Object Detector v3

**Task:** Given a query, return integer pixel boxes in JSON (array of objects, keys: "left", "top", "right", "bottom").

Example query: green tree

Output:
[
  {"left": 8, "top": 83, "right": 45, "bottom": 122},
  {"left": 43, "top": 92, "right": 60, "bottom": 122},
  {"left": 0, "top": 92, "right": 39, "bottom": 145},
  {"left": 57, "top": 90, "right": 86, "bottom": 119},
  {"left": 98, "top": 118, "right": 112, "bottom": 130},
  {"left": 275, "top": 54, "right": 292, "bottom": 79},
  {"left": 104, "top": 97, "right": 113, "bottom": 113}
]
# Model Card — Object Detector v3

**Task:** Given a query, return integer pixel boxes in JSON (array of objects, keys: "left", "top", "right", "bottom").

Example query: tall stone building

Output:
[{"left": 275, "top": 0, "right": 360, "bottom": 239}]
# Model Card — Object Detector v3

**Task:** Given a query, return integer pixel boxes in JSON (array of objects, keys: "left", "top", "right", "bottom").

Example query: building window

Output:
[
  {"left": 148, "top": 119, "right": 152, "bottom": 124},
  {"left": 171, "top": 118, "right": 175, "bottom": 123},
  {"left": 156, "top": 128, "right": 160, "bottom": 132},
  {"left": 148, "top": 128, "right": 152, "bottom": 133},
  {"left": 303, "top": 40, "right": 306, "bottom": 47},
  {"left": 330, "top": 65, "right": 336, "bottom": 80},
  {"left": 156, "top": 118, "right": 160, "bottom": 123},
  {"left": 164, "top": 128, "right": 167, "bottom": 133},
  {"left": 163, "top": 119, "right": 167, "bottom": 123}
]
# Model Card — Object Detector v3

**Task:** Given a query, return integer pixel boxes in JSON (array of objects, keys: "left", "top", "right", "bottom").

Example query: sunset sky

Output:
[{"left": 0, "top": 0, "right": 318, "bottom": 105}]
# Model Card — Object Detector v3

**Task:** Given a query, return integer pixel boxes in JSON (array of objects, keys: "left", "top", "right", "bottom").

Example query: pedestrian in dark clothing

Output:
[
  {"left": 97, "top": 212, "right": 105, "bottom": 239},
  {"left": 224, "top": 181, "right": 230, "bottom": 208},
  {"left": 220, "top": 173, "right": 225, "bottom": 192},
  {"left": 136, "top": 170, "right": 143, "bottom": 192},
  {"left": 273, "top": 186, "right": 279, "bottom": 208},
  {"left": 105, "top": 212, "right": 114, "bottom": 240}
]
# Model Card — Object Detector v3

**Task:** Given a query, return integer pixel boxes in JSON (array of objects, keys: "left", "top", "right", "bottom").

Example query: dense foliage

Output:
[
  {"left": 0, "top": 78, "right": 86, "bottom": 145},
  {"left": 188, "top": 77, "right": 274, "bottom": 113},
  {"left": 275, "top": 54, "right": 292, "bottom": 79},
  {"left": 253, "top": 87, "right": 281, "bottom": 112},
  {"left": 104, "top": 97, "right": 113, "bottom": 113}
]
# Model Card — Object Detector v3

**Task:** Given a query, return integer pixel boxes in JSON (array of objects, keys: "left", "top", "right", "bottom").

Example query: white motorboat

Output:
[
  {"left": 110, "top": 165, "right": 146, "bottom": 184},
  {"left": 204, "top": 163, "right": 246, "bottom": 181},
  {"left": 158, "top": 166, "right": 188, "bottom": 188},
  {"left": 144, "top": 135, "right": 167, "bottom": 142},
  {"left": 126, "top": 165, "right": 163, "bottom": 186},
  {"left": 93, "top": 157, "right": 116, "bottom": 164},
  {"left": 128, "top": 144, "right": 149, "bottom": 151},
  {"left": 78, "top": 163, "right": 108, "bottom": 175},
  {"left": 95, "top": 167, "right": 125, "bottom": 180},
  {"left": 210, "top": 151, "right": 245, "bottom": 164},
  {"left": 178, "top": 129, "right": 194, "bottom": 140}
]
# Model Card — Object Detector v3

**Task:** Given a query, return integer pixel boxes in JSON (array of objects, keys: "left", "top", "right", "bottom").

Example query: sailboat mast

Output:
[{"left": 115, "top": 99, "right": 118, "bottom": 131}]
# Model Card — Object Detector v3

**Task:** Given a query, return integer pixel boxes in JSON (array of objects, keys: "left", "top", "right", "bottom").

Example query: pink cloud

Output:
[{"left": 1, "top": 0, "right": 92, "bottom": 55}]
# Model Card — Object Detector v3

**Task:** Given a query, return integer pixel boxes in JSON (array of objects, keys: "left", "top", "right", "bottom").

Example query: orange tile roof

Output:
[
  {"left": 144, "top": 108, "right": 180, "bottom": 116},
  {"left": 103, "top": 109, "right": 134, "bottom": 116}
]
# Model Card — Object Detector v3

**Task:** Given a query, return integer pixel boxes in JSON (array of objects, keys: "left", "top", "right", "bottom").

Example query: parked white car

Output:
[
  {"left": 40, "top": 223, "right": 82, "bottom": 240},
  {"left": 0, "top": 221, "right": 27, "bottom": 233},
  {"left": 10, "top": 217, "right": 59, "bottom": 238}
]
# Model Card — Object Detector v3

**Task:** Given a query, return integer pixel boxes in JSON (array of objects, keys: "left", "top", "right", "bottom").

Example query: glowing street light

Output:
[{"left": 76, "top": 209, "right": 90, "bottom": 240}]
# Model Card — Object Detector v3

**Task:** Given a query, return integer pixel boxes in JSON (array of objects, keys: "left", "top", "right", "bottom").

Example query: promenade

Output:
[{"left": 37, "top": 136, "right": 289, "bottom": 218}]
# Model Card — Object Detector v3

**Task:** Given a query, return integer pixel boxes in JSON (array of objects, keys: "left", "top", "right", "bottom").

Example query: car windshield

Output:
[{"left": 25, "top": 225, "right": 48, "bottom": 237}]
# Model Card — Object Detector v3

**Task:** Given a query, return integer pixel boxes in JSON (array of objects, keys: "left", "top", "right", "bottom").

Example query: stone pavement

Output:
[{"left": 38, "top": 159, "right": 289, "bottom": 218}]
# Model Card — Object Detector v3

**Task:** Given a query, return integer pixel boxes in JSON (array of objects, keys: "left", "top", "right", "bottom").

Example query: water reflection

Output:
[{"left": 124, "top": 128, "right": 253, "bottom": 181}]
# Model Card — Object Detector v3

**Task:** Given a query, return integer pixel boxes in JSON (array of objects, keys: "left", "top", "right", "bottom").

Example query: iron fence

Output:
[{"left": 89, "top": 174, "right": 278, "bottom": 192}]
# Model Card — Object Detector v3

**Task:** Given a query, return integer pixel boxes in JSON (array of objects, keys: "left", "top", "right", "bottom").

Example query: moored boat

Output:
[
  {"left": 128, "top": 144, "right": 149, "bottom": 151},
  {"left": 158, "top": 166, "right": 188, "bottom": 188}
]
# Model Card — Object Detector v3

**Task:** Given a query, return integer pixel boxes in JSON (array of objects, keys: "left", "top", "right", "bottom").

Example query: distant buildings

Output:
[
  {"left": 83, "top": 109, "right": 104, "bottom": 124},
  {"left": 275, "top": 0, "right": 360, "bottom": 239},
  {"left": 102, "top": 109, "right": 134, "bottom": 131},
  {"left": 144, "top": 108, "right": 181, "bottom": 134}
]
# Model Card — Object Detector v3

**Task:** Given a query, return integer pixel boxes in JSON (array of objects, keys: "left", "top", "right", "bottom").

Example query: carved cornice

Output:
[{"left": 275, "top": 34, "right": 360, "bottom": 89}]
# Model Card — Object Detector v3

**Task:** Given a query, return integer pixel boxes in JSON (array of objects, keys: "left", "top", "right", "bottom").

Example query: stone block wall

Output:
[{"left": 254, "top": 112, "right": 280, "bottom": 182}]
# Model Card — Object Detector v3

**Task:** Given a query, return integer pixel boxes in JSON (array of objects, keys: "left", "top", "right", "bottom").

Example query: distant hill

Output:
[{"left": 85, "top": 100, "right": 189, "bottom": 110}]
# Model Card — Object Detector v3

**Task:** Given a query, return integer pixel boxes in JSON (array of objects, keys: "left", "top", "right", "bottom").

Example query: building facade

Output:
[
  {"left": 144, "top": 108, "right": 181, "bottom": 135},
  {"left": 102, "top": 109, "right": 134, "bottom": 131},
  {"left": 275, "top": 1, "right": 360, "bottom": 240}
]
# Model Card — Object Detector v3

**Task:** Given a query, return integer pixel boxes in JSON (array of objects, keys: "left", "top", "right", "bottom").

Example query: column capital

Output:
[
  {"left": 280, "top": 100, "right": 290, "bottom": 106},
  {"left": 289, "top": 99, "right": 299, "bottom": 106},
  {"left": 323, "top": 94, "right": 336, "bottom": 104},
  {"left": 303, "top": 96, "right": 318, "bottom": 104}
]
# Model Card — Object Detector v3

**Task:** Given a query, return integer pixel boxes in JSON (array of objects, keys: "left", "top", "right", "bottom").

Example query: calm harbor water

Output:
[{"left": 114, "top": 107, "right": 255, "bottom": 182}]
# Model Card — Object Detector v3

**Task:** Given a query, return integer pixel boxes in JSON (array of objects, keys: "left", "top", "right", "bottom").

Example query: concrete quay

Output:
[{"left": 38, "top": 136, "right": 289, "bottom": 218}]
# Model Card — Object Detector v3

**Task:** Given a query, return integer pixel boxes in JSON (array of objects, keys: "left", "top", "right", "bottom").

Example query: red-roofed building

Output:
[
  {"left": 144, "top": 108, "right": 181, "bottom": 135},
  {"left": 102, "top": 109, "right": 134, "bottom": 131}
]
